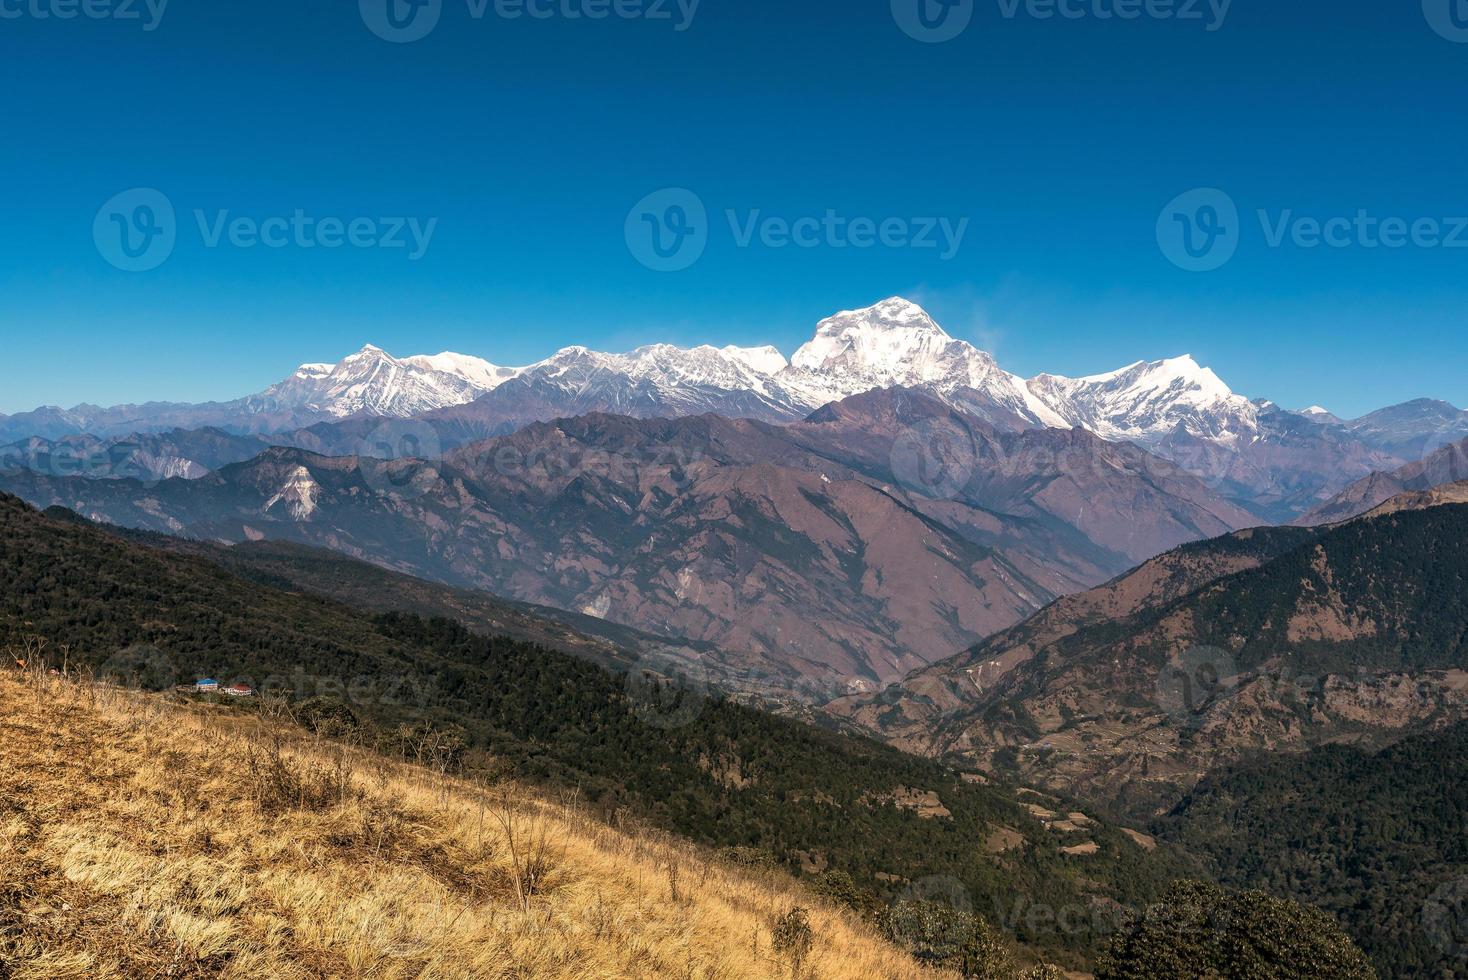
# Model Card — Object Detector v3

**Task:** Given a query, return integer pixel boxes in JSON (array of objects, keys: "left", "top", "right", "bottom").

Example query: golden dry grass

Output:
[{"left": 0, "top": 669, "right": 950, "bottom": 979}]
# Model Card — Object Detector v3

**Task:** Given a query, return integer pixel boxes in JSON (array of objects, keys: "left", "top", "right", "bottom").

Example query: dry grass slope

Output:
[{"left": 0, "top": 670, "right": 948, "bottom": 980}]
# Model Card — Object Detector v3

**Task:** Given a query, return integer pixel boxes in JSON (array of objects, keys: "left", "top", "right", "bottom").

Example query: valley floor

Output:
[{"left": 0, "top": 670, "right": 944, "bottom": 979}]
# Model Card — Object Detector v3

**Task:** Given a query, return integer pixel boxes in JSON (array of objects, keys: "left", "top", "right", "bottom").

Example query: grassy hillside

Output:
[
  {"left": 0, "top": 494, "right": 1195, "bottom": 968},
  {"left": 1159, "top": 720, "right": 1468, "bottom": 978},
  {"left": 0, "top": 669, "right": 937, "bottom": 979}
]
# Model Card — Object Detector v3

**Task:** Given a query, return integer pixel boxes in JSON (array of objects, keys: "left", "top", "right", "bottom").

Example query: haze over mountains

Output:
[{"left": 0, "top": 391, "right": 1253, "bottom": 689}]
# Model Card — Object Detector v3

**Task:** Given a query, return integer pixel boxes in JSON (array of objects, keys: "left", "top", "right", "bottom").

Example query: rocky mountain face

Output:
[
  {"left": 1297, "top": 436, "right": 1468, "bottom": 525},
  {"left": 829, "top": 496, "right": 1468, "bottom": 819},
  {"left": 0, "top": 392, "right": 1257, "bottom": 694},
  {"left": 1340, "top": 398, "right": 1468, "bottom": 459}
]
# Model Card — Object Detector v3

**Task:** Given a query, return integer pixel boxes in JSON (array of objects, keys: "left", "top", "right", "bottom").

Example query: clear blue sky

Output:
[{"left": 1, "top": 0, "right": 1465, "bottom": 418}]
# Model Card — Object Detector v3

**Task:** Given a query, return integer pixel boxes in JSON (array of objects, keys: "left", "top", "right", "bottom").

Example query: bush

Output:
[
  {"left": 1096, "top": 880, "right": 1377, "bottom": 979},
  {"left": 772, "top": 906, "right": 814, "bottom": 975},
  {"left": 1019, "top": 965, "right": 1067, "bottom": 980},
  {"left": 809, "top": 869, "right": 870, "bottom": 914},
  {"left": 245, "top": 740, "right": 356, "bottom": 814},
  {"left": 717, "top": 845, "right": 779, "bottom": 871},
  {"left": 878, "top": 900, "right": 1013, "bottom": 978},
  {"left": 294, "top": 696, "right": 360, "bottom": 737}
]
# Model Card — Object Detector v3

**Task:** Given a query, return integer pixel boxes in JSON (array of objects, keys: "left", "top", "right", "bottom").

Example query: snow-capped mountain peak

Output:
[
  {"left": 791, "top": 297, "right": 956, "bottom": 376},
  {"left": 403, "top": 352, "right": 521, "bottom": 391},
  {"left": 1026, "top": 354, "right": 1257, "bottom": 446},
  {"left": 720, "top": 344, "right": 788, "bottom": 376},
  {"left": 4, "top": 296, "right": 1274, "bottom": 458},
  {"left": 260, "top": 345, "right": 490, "bottom": 420},
  {"left": 293, "top": 363, "right": 335, "bottom": 381},
  {"left": 781, "top": 297, "right": 1069, "bottom": 429}
]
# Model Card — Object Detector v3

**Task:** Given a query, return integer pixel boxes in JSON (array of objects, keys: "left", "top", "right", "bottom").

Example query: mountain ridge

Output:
[
  {"left": 6, "top": 298, "right": 1465, "bottom": 525},
  {"left": 828, "top": 490, "right": 1468, "bottom": 819},
  {"left": 0, "top": 390, "right": 1261, "bottom": 693}
]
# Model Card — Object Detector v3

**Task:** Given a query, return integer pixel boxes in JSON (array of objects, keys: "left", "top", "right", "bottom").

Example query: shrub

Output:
[
  {"left": 809, "top": 869, "right": 870, "bottom": 914},
  {"left": 717, "top": 845, "right": 779, "bottom": 871},
  {"left": 1096, "top": 880, "right": 1377, "bottom": 979},
  {"left": 294, "top": 696, "right": 360, "bottom": 737},
  {"left": 772, "top": 906, "right": 815, "bottom": 975},
  {"left": 878, "top": 900, "right": 1013, "bottom": 978},
  {"left": 245, "top": 739, "right": 356, "bottom": 814}
]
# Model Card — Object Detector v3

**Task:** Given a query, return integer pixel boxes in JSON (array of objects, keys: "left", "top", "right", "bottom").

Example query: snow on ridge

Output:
[{"left": 245, "top": 296, "right": 1260, "bottom": 448}]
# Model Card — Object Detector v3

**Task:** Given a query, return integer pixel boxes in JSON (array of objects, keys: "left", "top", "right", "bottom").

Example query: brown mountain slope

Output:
[
  {"left": 828, "top": 523, "right": 1320, "bottom": 756},
  {"left": 1356, "top": 478, "right": 1468, "bottom": 517},
  {"left": 0, "top": 424, "right": 1051, "bottom": 692},
  {"left": 99, "top": 528, "right": 742, "bottom": 684},
  {"left": 0, "top": 393, "right": 1253, "bottom": 694},
  {"left": 1297, "top": 435, "right": 1468, "bottom": 525},
  {"left": 830, "top": 494, "right": 1468, "bottom": 819}
]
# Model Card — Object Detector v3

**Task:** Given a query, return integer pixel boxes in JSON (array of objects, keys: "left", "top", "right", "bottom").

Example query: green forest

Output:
[{"left": 1160, "top": 720, "right": 1468, "bottom": 977}]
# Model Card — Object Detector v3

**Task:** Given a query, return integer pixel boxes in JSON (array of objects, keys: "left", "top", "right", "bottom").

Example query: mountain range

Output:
[
  {"left": 7, "top": 298, "right": 1466, "bottom": 523},
  {"left": 1298, "top": 434, "right": 1468, "bottom": 525},
  {"left": 0, "top": 390, "right": 1256, "bottom": 689},
  {"left": 7, "top": 298, "right": 1468, "bottom": 979},
  {"left": 6, "top": 296, "right": 1468, "bottom": 697}
]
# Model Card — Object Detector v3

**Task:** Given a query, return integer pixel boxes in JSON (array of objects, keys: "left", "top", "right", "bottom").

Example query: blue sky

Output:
[{"left": 1, "top": 0, "right": 1465, "bottom": 417}]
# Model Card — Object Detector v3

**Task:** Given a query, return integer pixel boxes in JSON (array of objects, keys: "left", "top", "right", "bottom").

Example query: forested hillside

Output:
[
  {"left": 1160, "top": 721, "right": 1468, "bottom": 978},
  {"left": 0, "top": 494, "right": 1194, "bottom": 968},
  {"left": 836, "top": 502, "right": 1468, "bottom": 822}
]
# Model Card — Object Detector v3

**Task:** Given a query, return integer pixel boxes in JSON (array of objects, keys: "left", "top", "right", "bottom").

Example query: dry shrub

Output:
[
  {"left": 245, "top": 738, "right": 357, "bottom": 814},
  {"left": 773, "top": 906, "right": 815, "bottom": 976}
]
